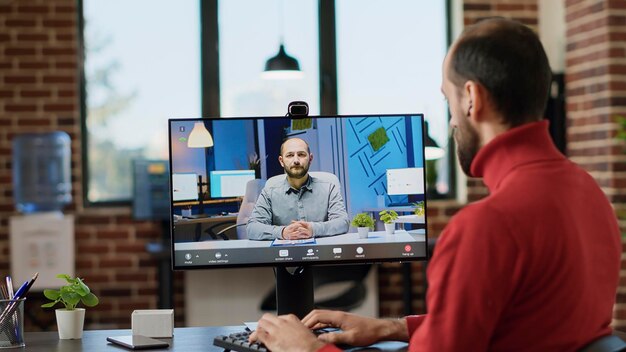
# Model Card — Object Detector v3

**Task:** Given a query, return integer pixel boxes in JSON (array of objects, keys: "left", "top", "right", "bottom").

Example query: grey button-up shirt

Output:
[{"left": 246, "top": 175, "right": 349, "bottom": 240}]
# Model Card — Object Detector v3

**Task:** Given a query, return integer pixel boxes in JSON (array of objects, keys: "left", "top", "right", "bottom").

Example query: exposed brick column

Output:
[
  {"left": 565, "top": 0, "right": 626, "bottom": 330},
  {"left": 463, "top": 0, "right": 538, "bottom": 28}
]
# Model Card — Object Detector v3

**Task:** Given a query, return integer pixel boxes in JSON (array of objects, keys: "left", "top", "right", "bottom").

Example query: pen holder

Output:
[{"left": 0, "top": 298, "right": 25, "bottom": 349}]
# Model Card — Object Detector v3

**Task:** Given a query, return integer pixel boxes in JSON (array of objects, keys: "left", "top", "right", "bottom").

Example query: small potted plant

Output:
[
  {"left": 379, "top": 210, "right": 399, "bottom": 235},
  {"left": 41, "top": 274, "right": 99, "bottom": 340},
  {"left": 351, "top": 213, "right": 375, "bottom": 239},
  {"left": 413, "top": 201, "right": 425, "bottom": 217}
]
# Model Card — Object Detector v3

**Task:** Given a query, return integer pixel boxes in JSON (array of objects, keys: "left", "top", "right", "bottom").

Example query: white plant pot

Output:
[
  {"left": 55, "top": 308, "right": 85, "bottom": 339},
  {"left": 384, "top": 223, "right": 395, "bottom": 235},
  {"left": 357, "top": 227, "right": 369, "bottom": 239}
]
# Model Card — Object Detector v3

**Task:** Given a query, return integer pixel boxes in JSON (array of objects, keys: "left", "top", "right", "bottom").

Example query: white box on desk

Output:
[{"left": 131, "top": 309, "right": 174, "bottom": 338}]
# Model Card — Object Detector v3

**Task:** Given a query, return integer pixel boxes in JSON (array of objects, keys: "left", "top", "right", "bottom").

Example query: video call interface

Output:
[{"left": 169, "top": 115, "right": 428, "bottom": 269}]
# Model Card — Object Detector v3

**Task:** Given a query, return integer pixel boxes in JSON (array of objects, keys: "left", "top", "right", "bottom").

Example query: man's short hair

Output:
[
  {"left": 449, "top": 17, "right": 552, "bottom": 127},
  {"left": 280, "top": 138, "right": 311, "bottom": 156}
]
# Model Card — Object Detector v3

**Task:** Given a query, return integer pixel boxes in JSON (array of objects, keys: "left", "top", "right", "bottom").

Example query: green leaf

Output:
[
  {"left": 81, "top": 293, "right": 99, "bottom": 307},
  {"left": 59, "top": 286, "right": 73, "bottom": 296},
  {"left": 56, "top": 274, "right": 74, "bottom": 284},
  {"left": 75, "top": 278, "right": 90, "bottom": 296},
  {"left": 43, "top": 289, "right": 60, "bottom": 300},
  {"left": 41, "top": 301, "right": 58, "bottom": 308},
  {"left": 61, "top": 291, "right": 81, "bottom": 309}
]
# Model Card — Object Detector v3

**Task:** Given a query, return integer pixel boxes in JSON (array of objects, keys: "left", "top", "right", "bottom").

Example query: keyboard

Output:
[
  {"left": 213, "top": 330, "right": 268, "bottom": 352},
  {"left": 213, "top": 328, "right": 340, "bottom": 352}
]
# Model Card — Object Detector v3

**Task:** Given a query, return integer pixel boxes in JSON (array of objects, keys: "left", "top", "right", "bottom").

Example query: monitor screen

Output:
[
  {"left": 172, "top": 173, "right": 198, "bottom": 202},
  {"left": 210, "top": 170, "right": 256, "bottom": 198},
  {"left": 168, "top": 114, "right": 428, "bottom": 270}
]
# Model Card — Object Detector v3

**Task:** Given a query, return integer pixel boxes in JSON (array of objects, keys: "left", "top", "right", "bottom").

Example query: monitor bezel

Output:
[{"left": 168, "top": 114, "right": 429, "bottom": 270}]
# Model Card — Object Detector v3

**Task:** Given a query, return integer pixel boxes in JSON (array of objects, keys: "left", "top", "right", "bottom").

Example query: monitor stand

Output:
[{"left": 275, "top": 266, "right": 314, "bottom": 319}]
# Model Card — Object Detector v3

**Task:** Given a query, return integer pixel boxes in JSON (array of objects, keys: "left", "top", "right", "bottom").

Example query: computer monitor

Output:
[
  {"left": 171, "top": 173, "right": 199, "bottom": 202},
  {"left": 132, "top": 159, "right": 170, "bottom": 221},
  {"left": 210, "top": 170, "right": 256, "bottom": 198},
  {"left": 168, "top": 114, "right": 428, "bottom": 317}
]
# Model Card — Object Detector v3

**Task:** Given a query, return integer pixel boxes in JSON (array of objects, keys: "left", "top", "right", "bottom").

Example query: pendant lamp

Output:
[
  {"left": 187, "top": 122, "right": 214, "bottom": 148},
  {"left": 262, "top": 0, "right": 303, "bottom": 79}
]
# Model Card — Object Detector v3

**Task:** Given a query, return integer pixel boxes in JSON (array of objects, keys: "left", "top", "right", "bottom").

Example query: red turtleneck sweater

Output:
[{"left": 320, "top": 121, "right": 621, "bottom": 351}]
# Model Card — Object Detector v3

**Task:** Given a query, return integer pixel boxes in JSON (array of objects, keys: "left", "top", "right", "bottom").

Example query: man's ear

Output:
[
  {"left": 464, "top": 80, "right": 484, "bottom": 122},
  {"left": 309, "top": 153, "right": 314, "bottom": 164},
  {"left": 278, "top": 155, "right": 284, "bottom": 168}
]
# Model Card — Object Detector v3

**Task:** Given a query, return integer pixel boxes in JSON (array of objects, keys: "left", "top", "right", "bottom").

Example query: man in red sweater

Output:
[{"left": 249, "top": 18, "right": 622, "bottom": 352}]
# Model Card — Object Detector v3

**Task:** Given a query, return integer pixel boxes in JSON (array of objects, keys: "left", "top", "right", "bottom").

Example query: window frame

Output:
[{"left": 79, "top": 0, "right": 454, "bottom": 207}]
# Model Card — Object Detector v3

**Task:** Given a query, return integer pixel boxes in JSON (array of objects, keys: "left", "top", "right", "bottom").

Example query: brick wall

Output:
[
  {"left": 564, "top": 0, "right": 626, "bottom": 329},
  {"left": 0, "top": 0, "right": 184, "bottom": 331}
]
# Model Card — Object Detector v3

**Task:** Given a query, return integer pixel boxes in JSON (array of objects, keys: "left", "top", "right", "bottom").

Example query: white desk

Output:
[
  {"left": 362, "top": 207, "right": 425, "bottom": 230},
  {"left": 362, "top": 206, "right": 416, "bottom": 213},
  {"left": 393, "top": 214, "right": 426, "bottom": 231}
]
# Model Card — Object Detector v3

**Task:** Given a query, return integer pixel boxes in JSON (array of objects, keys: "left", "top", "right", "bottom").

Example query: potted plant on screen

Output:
[
  {"left": 379, "top": 210, "right": 398, "bottom": 235},
  {"left": 351, "top": 213, "right": 375, "bottom": 239},
  {"left": 41, "top": 274, "right": 99, "bottom": 340},
  {"left": 413, "top": 201, "right": 425, "bottom": 217}
]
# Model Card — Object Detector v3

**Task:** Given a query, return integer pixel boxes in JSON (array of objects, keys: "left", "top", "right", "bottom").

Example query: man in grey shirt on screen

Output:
[{"left": 247, "top": 138, "right": 349, "bottom": 240}]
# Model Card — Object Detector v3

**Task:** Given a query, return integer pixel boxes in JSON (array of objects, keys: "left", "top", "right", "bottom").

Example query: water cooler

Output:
[{"left": 9, "top": 132, "right": 75, "bottom": 290}]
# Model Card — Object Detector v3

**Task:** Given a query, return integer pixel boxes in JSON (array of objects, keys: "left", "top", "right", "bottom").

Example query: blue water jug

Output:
[{"left": 12, "top": 132, "right": 72, "bottom": 213}]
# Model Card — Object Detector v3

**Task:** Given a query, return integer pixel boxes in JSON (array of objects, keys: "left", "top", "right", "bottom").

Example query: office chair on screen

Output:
[
  {"left": 261, "top": 171, "right": 373, "bottom": 312},
  {"left": 204, "top": 179, "right": 267, "bottom": 240}
]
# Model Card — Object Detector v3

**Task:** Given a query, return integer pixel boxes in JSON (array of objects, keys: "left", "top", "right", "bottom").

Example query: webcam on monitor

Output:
[{"left": 287, "top": 101, "right": 309, "bottom": 117}]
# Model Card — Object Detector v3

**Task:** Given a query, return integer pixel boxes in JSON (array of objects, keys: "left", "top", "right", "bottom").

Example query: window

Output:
[
  {"left": 82, "top": 0, "right": 201, "bottom": 203},
  {"left": 336, "top": 1, "right": 450, "bottom": 195},
  {"left": 81, "top": 0, "right": 450, "bottom": 204},
  {"left": 218, "top": 0, "right": 319, "bottom": 116}
]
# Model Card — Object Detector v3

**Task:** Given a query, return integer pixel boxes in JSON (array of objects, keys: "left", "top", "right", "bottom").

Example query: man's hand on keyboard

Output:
[
  {"left": 302, "top": 309, "right": 410, "bottom": 347},
  {"left": 249, "top": 313, "right": 326, "bottom": 352}
]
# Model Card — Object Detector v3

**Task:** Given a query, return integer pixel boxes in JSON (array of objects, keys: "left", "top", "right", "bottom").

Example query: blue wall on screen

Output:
[
  {"left": 346, "top": 116, "right": 409, "bottom": 212},
  {"left": 411, "top": 116, "right": 425, "bottom": 168},
  {"left": 212, "top": 119, "right": 256, "bottom": 171}
]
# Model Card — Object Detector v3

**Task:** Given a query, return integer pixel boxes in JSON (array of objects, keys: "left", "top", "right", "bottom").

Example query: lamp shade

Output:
[
  {"left": 187, "top": 122, "right": 214, "bottom": 148},
  {"left": 424, "top": 121, "right": 445, "bottom": 160},
  {"left": 262, "top": 44, "right": 304, "bottom": 79}
]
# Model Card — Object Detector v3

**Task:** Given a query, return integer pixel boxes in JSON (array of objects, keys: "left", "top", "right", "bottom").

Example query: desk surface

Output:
[
  {"left": 23, "top": 326, "right": 408, "bottom": 352},
  {"left": 173, "top": 214, "right": 237, "bottom": 226}
]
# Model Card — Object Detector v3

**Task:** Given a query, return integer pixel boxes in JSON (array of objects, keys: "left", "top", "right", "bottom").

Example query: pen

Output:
[
  {"left": 11, "top": 281, "right": 28, "bottom": 301},
  {"left": 5, "top": 277, "right": 13, "bottom": 299},
  {"left": 13, "top": 272, "right": 38, "bottom": 300}
]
